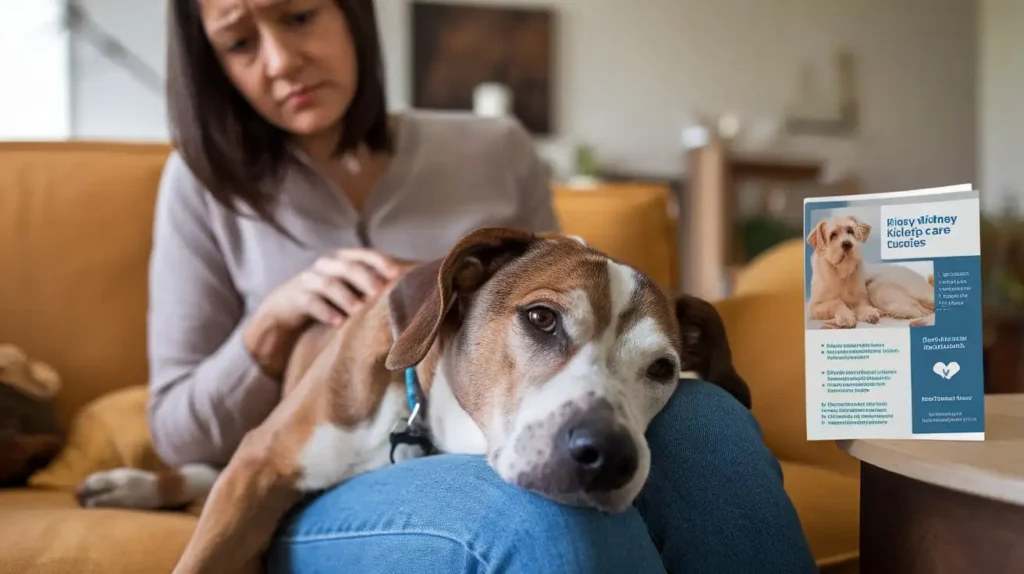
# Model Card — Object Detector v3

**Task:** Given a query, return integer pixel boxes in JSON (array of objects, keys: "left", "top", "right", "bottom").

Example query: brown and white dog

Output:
[
  {"left": 807, "top": 215, "right": 935, "bottom": 328},
  {"left": 76, "top": 227, "right": 750, "bottom": 574}
]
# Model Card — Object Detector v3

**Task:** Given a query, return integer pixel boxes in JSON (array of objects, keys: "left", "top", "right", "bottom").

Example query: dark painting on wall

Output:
[{"left": 410, "top": 1, "right": 554, "bottom": 135}]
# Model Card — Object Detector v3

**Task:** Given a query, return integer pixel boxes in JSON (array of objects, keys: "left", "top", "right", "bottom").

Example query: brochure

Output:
[{"left": 804, "top": 183, "right": 984, "bottom": 441}]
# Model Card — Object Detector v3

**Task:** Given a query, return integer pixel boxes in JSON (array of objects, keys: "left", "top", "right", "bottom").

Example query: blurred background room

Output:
[{"left": 5, "top": 1, "right": 1021, "bottom": 298}]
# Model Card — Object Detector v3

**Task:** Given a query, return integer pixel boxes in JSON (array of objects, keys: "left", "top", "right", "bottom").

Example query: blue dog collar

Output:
[{"left": 404, "top": 367, "right": 420, "bottom": 414}]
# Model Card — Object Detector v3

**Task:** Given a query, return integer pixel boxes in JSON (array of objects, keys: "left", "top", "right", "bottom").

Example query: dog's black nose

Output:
[
  {"left": 559, "top": 414, "right": 639, "bottom": 493},
  {"left": 842, "top": 240, "right": 853, "bottom": 251}
]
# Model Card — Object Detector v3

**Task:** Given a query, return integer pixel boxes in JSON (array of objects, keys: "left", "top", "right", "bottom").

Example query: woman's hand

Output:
[
  {"left": 266, "top": 248, "right": 403, "bottom": 329},
  {"left": 242, "top": 248, "right": 404, "bottom": 378}
]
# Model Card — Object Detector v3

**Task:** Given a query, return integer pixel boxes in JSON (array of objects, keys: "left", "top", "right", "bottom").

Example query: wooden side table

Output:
[
  {"left": 837, "top": 394, "right": 1024, "bottom": 573},
  {"left": 982, "top": 309, "right": 1024, "bottom": 393}
]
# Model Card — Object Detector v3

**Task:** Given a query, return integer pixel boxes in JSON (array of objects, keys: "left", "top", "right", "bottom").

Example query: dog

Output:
[
  {"left": 75, "top": 227, "right": 751, "bottom": 574},
  {"left": 807, "top": 215, "right": 935, "bottom": 329}
]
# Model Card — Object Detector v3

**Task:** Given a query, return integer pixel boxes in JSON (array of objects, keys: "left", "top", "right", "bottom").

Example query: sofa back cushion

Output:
[
  {"left": 0, "top": 142, "right": 172, "bottom": 428},
  {"left": 732, "top": 237, "right": 805, "bottom": 296},
  {"left": 553, "top": 183, "right": 679, "bottom": 293}
]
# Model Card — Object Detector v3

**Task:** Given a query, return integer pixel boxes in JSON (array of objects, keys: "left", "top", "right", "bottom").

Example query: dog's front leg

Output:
[
  {"left": 853, "top": 302, "right": 881, "bottom": 324},
  {"left": 172, "top": 428, "right": 303, "bottom": 574},
  {"left": 810, "top": 299, "right": 857, "bottom": 328}
]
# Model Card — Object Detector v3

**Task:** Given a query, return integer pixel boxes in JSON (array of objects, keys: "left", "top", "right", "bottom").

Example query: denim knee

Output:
[
  {"left": 636, "top": 379, "right": 817, "bottom": 574},
  {"left": 266, "top": 454, "right": 666, "bottom": 574},
  {"left": 479, "top": 481, "right": 666, "bottom": 574},
  {"left": 647, "top": 379, "right": 779, "bottom": 475}
]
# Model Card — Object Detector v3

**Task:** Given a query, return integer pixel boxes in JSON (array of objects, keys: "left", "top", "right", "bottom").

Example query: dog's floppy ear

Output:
[
  {"left": 385, "top": 227, "right": 537, "bottom": 371},
  {"left": 853, "top": 217, "right": 871, "bottom": 242},
  {"left": 806, "top": 220, "right": 827, "bottom": 251},
  {"left": 537, "top": 232, "right": 587, "bottom": 246},
  {"left": 675, "top": 295, "right": 752, "bottom": 409}
]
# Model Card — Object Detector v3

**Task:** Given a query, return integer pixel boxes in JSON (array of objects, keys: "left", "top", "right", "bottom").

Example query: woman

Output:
[{"left": 151, "top": 0, "right": 817, "bottom": 572}]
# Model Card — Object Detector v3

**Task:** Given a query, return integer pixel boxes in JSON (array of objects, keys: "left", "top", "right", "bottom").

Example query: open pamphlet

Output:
[{"left": 804, "top": 183, "right": 984, "bottom": 441}]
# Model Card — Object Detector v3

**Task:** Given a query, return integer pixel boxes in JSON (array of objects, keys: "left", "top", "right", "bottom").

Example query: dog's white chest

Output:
[
  {"left": 294, "top": 366, "right": 487, "bottom": 492},
  {"left": 427, "top": 366, "right": 487, "bottom": 455},
  {"left": 295, "top": 385, "right": 409, "bottom": 492}
]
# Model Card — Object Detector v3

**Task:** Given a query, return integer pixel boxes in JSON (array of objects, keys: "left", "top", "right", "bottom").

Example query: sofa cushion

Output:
[
  {"left": 779, "top": 461, "right": 860, "bottom": 567},
  {"left": 0, "top": 488, "right": 195, "bottom": 574},
  {"left": 0, "top": 142, "right": 173, "bottom": 428},
  {"left": 553, "top": 183, "right": 678, "bottom": 292}
]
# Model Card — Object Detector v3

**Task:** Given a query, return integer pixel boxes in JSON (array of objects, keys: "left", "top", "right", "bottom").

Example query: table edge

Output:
[{"left": 837, "top": 439, "right": 1024, "bottom": 506}]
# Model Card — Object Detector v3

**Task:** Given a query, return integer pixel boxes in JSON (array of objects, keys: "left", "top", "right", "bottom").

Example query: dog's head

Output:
[
  {"left": 807, "top": 214, "right": 870, "bottom": 270},
  {"left": 385, "top": 228, "right": 749, "bottom": 513}
]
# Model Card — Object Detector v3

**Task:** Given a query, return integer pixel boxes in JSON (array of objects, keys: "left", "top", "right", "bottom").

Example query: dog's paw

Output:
[
  {"left": 835, "top": 308, "right": 857, "bottom": 328},
  {"left": 857, "top": 307, "right": 881, "bottom": 324},
  {"left": 921, "top": 299, "right": 935, "bottom": 311},
  {"left": 76, "top": 468, "right": 161, "bottom": 510}
]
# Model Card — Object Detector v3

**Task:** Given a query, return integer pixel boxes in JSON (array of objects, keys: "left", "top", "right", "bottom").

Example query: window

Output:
[{"left": 0, "top": 0, "right": 71, "bottom": 140}]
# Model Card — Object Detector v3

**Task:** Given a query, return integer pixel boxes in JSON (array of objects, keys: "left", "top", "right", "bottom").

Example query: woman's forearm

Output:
[
  {"left": 147, "top": 152, "right": 281, "bottom": 467},
  {"left": 148, "top": 326, "right": 281, "bottom": 467}
]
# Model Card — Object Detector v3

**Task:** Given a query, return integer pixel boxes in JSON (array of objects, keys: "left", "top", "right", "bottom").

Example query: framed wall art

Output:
[{"left": 410, "top": 1, "right": 555, "bottom": 135}]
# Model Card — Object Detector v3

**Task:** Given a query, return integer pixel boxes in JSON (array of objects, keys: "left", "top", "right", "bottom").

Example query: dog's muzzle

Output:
[{"left": 554, "top": 400, "right": 639, "bottom": 493}]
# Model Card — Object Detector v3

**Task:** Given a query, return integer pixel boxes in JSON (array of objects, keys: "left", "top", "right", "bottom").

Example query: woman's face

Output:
[{"left": 199, "top": 0, "right": 358, "bottom": 139}]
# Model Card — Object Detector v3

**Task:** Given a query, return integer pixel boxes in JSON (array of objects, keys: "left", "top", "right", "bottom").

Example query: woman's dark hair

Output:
[{"left": 166, "top": 0, "right": 391, "bottom": 237}]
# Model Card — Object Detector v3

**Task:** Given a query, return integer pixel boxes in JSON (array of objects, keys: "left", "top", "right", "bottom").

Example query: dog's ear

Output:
[
  {"left": 385, "top": 228, "right": 537, "bottom": 371},
  {"left": 537, "top": 232, "right": 587, "bottom": 246},
  {"left": 806, "top": 220, "right": 827, "bottom": 251},
  {"left": 675, "top": 295, "right": 752, "bottom": 409},
  {"left": 853, "top": 218, "right": 871, "bottom": 242}
]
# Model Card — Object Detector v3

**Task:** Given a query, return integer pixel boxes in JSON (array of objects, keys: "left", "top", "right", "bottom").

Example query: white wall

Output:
[
  {"left": 378, "top": 0, "right": 977, "bottom": 195},
  {"left": 69, "top": 0, "right": 977, "bottom": 195},
  {"left": 70, "top": 0, "right": 167, "bottom": 140},
  {"left": 979, "top": 0, "right": 1024, "bottom": 212},
  {"left": 0, "top": 0, "right": 71, "bottom": 140}
]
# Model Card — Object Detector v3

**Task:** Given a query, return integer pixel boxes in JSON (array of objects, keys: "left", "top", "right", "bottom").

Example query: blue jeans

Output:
[{"left": 265, "top": 380, "right": 816, "bottom": 573}]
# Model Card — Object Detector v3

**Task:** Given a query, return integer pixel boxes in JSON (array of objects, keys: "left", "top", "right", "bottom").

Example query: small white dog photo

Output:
[{"left": 805, "top": 207, "right": 935, "bottom": 330}]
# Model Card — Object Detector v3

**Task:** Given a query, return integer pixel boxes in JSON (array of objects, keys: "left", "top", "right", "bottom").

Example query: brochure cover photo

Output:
[{"left": 804, "top": 183, "right": 985, "bottom": 441}]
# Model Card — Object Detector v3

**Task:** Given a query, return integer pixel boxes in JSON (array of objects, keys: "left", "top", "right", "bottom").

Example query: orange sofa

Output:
[{"left": 0, "top": 141, "right": 858, "bottom": 572}]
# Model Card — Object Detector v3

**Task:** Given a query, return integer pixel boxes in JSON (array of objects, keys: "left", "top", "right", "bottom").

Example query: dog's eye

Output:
[
  {"left": 526, "top": 307, "right": 558, "bottom": 334},
  {"left": 646, "top": 358, "right": 677, "bottom": 382},
  {"left": 830, "top": 231, "right": 838, "bottom": 240}
]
